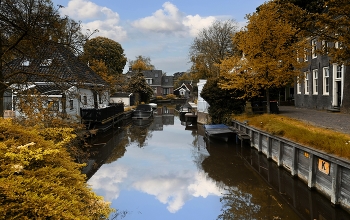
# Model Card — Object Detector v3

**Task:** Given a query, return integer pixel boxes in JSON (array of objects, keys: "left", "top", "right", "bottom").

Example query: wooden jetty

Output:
[{"left": 204, "top": 124, "right": 235, "bottom": 142}]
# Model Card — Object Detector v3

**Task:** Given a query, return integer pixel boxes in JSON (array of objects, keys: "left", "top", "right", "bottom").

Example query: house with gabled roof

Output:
[
  {"left": 2, "top": 43, "right": 110, "bottom": 119},
  {"left": 125, "top": 69, "right": 174, "bottom": 98},
  {"left": 173, "top": 82, "right": 193, "bottom": 98}
]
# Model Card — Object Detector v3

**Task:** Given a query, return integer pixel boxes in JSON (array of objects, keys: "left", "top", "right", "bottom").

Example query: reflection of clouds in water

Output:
[
  {"left": 188, "top": 171, "right": 223, "bottom": 197},
  {"left": 88, "top": 164, "right": 128, "bottom": 201},
  {"left": 133, "top": 170, "right": 223, "bottom": 213},
  {"left": 89, "top": 143, "right": 224, "bottom": 213}
]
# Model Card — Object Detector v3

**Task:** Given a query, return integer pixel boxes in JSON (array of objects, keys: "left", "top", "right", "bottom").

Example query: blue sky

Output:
[{"left": 52, "top": 0, "right": 267, "bottom": 74}]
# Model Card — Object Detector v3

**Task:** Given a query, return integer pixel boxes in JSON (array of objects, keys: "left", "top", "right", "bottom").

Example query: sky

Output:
[{"left": 52, "top": 0, "right": 267, "bottom": 74}]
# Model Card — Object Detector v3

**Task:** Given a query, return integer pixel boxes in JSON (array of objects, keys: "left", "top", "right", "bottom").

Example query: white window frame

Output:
[
  {"left": 146, "top": 78, "right": 153, "bottom": 85},
  {"left": 297, "top": 77, "right": 302, "bottom": 94},
  {"left": 322, "top": 40, "right": 329, "bottom": 54},
  {"left": 312, "top": 39, "right": 317, "bottom": 59},
  {"left": 304, "top": 72, "right": 309, "bottom": 95},
  {"left": 313, "top": 69, "right": 318, "bottom": 95},
  {"left": 336, "top": 65, "right": 342, "bottom": 79},
  {"left": 304, "top": 48, "right": 308, "bottom": 62},
  {"left": 323, "top": 67, "right": 329, "bottom": 95}
]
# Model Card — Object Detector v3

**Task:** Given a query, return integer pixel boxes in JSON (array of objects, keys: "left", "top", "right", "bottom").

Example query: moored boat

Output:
[
  {"left": 132, "top": 104, "right": 153, "bottom": 119},
  {"left": 204, "top": 124, "right": 234, "bottom": 142}
]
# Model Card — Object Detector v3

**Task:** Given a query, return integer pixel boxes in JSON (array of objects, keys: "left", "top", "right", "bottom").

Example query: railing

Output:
[
  {"left": 80, "top": 104, "right": 124, "bottom": 124},
  {"left": 231, "top": 120, "right": 350, "bottom": 212}
]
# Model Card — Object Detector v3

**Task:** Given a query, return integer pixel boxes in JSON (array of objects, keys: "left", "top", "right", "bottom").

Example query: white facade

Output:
[
  {"left": 10, "top": 85, "right": 109, "bottom": 120},
  {"left": 197, "top": 79, "right": 209, "bottom": 113}
]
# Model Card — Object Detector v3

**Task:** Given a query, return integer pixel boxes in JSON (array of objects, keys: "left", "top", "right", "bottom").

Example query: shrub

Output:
[
  {"left": 166, "top": 94, "right": 176, "bottom": 99},
  {"left": 0, "top": 119, "right": 114, "bottom": 219}
]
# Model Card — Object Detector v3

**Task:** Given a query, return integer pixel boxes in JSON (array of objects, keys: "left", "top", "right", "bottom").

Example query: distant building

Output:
[{"left": 125, "top": 69, "right": 174, "bottom": 97}]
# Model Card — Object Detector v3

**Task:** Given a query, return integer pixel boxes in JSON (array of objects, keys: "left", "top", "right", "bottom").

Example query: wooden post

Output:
[
  {"left": 258, "top": 132, "right": 262, "bottom": 152},
  {"left": 308, "top": 154, "right": 316, "bottom": 188},
  {"left": 291, "top": 146, "right": 298, "bottom": 176},
  {"left": 277, "top": 140, "right": 283, "bottom": 167},
  {"left": 267, "top": 136, "right": 272, "bottom": 159},
  {"left": 250, "top": 130, "right": 254, "bottom": 148},
  {"left": 331, "top": 163, "right": 340, "bottom": 205}
]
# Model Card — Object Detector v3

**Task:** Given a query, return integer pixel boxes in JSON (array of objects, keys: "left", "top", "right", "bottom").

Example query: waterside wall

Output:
[{"left": 231, "top": 120, "right": 350, "bottom": 212}]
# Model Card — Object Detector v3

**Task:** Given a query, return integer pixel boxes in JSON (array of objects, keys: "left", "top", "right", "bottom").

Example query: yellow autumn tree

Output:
[
  {"left": 219, "top": 1, "right": 307, "bottom": 113},
  {"left": 0, "top": 118, "right": 114, "bottom": 219}
]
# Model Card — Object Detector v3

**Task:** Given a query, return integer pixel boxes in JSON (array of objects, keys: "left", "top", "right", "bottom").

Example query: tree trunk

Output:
[
  {"left": 0, "top": 90, "right": 4, "bottom": 118},
  {"left": 266, "top": 88, "right": 270, "bottom": 114}
]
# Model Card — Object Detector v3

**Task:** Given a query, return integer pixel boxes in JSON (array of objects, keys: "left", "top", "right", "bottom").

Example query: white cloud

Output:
[
  {"left": 88, "top": 163, "right": 128, "bottom": 201},
  {"left": 132, "top": 2, "right": 215, "bottom": 37},
  {"left": 183, "top": 15, "right": 216, "bottom": 37},
  {"left": 59, "top": 0, "right": 127, "bottom": 41},
  {"left": 132, "top": 170, "right": 224, "bottom": 213}
]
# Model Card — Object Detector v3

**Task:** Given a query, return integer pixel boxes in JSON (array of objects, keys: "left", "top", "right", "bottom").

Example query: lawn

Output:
[{"left": 232, "top": 114, "right": 350, "bottom": 160}]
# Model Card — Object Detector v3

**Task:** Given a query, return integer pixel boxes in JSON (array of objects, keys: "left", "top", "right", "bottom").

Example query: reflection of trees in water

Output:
[
  {"left": 218, "top": 185, "right": 260, "bottom": 219},
  {"left": 105, "top": 130, "right": 129, "bottom": 163},
  {"left": 218, "top": 182, "right": 288, "bottom": 220},
  {"left": 202, "top": 143, "right": 295, "bottom": 220},
  {"left": 128, "top": 120, "right": 153, "bottom": 148}
]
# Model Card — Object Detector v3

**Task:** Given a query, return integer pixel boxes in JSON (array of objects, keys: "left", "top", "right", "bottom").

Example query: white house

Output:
[{"left": 3, "top": 43, "right": 109, "bottom": 120}]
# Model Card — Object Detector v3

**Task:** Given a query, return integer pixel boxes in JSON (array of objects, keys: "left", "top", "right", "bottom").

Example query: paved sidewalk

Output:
[{"left": 278, "top": 106, "right": 350, "bottom": 135}]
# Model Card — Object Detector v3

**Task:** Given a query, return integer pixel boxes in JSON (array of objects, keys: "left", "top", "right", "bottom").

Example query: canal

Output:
[{"left": 85, "top": 104, "right": 350, "bottom": 220}]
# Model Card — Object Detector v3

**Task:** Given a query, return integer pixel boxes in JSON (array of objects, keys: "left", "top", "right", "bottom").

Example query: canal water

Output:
[{"left": 86, "top": 104, "right": 350, "bottom": 220}]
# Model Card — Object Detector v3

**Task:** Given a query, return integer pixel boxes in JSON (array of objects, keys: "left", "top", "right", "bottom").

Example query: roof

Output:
[
  {"left": 174, "top": 82, "right": 192, "bottom": 92},
  {"left": 162, "top": 76, "right": 173, "bottom": 87},
  {"left": 111, "top": 92, "right": 133, "bottom": 97},
  {"left": 3, "top": 43, "right": 108, "bottom": 87},
  {"left": 143, "top": 70, "right": 162, "bottom": 86}
]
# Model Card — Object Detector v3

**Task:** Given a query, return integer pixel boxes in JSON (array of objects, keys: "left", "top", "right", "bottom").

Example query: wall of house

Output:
[
  {"left": 294, "top": 38, "right": 350, "bottom": 110},
  {"left": 65, "top": 88, "right": 109, "bottom": 118},
  {"left": 341, "top": 66, "right": 350, "bottom": 113},
  {"left": 110, "top": 97, "right": 130, "bottom": 106}
]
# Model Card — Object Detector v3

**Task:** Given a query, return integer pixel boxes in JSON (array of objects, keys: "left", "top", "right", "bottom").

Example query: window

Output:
[
  {"left": 336, "top": 65, "right": 342, "bottom": 79},
  {"left": 313, "top": 69, "right": 318, "bottom": 94},
  {"left": 163, "top": 88, "right": 169, "bottom": 95},
  {"left": 83, "top": 96, "right": 87, "bottom": 105},
  {"left": 48, "top": 101, "right": 59, "bottom": 111},
  {"left": 304, "top": 48, "right": 308, "bottom": 62},
  {"left": 297, "top": 76, "right": 301, "bottom": 94},
  {"left": 312, "top": 39, "right": 317, "bottom": 58},
  {"left": 69, "top": 100, "right": 74, "bottom": 110},
  {"left": 146, "top": 78, "right": 153, "bottom": 84},
  {"left": 322, "top": 40, "right": 329, "bottom": 54},
  {"left": 304, "top": 72, "right": 309, "bottom": 95},
  {"left": 323, "top": 67, "right": 329, "bottom": 95}
]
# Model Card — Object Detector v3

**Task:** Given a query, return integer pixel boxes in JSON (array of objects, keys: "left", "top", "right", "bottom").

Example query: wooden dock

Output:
[{"left": 204, "top": 124, "right": 235, "bottom": 142}]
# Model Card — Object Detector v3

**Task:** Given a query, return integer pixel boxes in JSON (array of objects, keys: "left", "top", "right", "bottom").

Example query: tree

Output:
[
  {"left": 0, "top": 0, "right": 91, "bottom": 117},
  {"left": 128, "top": 55, "right": 155, "bottom": 72},
  {"left": 0, "top": 118, "right": 113, "bottom": 219},
  {"left": 189, "top": 20, "right": 239, "bottom": 80},
  {"left": 201, "top": 77, "right": 245, "bottom": 124},
  {"left": 126, "top": 72, "right": 154, "bottom": 103},
  {"left": 219, "top": 1, "right": 307, "bottom": 113},
  {"left": 82, "top": 36, "right": 127, "bottom": 75}
]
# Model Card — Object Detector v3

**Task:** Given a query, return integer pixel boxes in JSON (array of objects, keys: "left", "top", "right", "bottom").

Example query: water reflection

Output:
[{"left": 87, "top": 104, "right": 350, "bottom": 219}]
